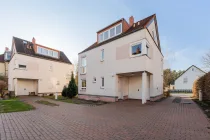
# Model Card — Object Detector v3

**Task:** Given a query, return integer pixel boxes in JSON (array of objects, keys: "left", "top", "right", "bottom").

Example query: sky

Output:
[{"left": 0, "top": 0, "right": 209, "bottom": 71}]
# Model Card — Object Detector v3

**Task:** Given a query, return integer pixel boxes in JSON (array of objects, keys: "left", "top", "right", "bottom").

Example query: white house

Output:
[
  {"left": 8, "top": 37, "right": 74, "bottom": 96},
  {"left": 174, "top": 65, "right": 206, "bottom": 90},
  {"left": 78, "top": 14, "right": 163, "bottom": 104}
]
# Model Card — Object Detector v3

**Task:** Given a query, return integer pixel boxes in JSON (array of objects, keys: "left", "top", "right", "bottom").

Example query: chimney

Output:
[
  {"left": 129, "top": 16, "right": 134, "bottom": 26},
  {"left": 32, "top": 37, "right": 36, "bottom": 44}
]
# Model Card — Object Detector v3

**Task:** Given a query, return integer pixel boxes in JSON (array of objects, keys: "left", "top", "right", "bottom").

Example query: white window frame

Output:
[
  {"left": 101, "top": 77, "right": 104, "bottom": 89},
  {"left": 81, "top": 57, "right": 87, "bottom": 74},
  {"left": 18, "top": 64, "right": 27, "bottom": 70},
  {"left": 81, "top": 79, "right": 86, "bottom": 89},
  {"left": 101, "top": 49, "right": 104, "bottom": 61},
  {"left": 115, "top": 23, "right": 122, "bottom": 35},
  {"left": 130, "top": 41, "right": 143, "bottom": 57}
]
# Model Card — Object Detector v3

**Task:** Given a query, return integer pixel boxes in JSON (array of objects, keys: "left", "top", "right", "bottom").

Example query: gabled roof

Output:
[
  {"left": 13, "top": 37, "right": 72, "bottom": 64},
  {"left": 175, "top": 65, "right": 206, "bottom": 81},
  {"left": 79, "top": 14, "right": 160, "bottom": 54}
]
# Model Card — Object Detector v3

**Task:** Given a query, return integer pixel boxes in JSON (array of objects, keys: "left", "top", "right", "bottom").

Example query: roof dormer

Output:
[
  {"left": 31, "top": 37, "right": 60, "bottom": 59},
  {"left": 97, "top": 17, "right": 132, "bottom": 43}
]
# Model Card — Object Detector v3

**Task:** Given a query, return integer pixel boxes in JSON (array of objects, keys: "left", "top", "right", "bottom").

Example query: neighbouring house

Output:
[
  {"left": 0, "top": 47, "right": 11, "bottom": 77},
  {"left": 78, "top": 14, "right": 163, "bottom": 104},
  {"left": 174, "top": 65, "right": 206, "bottom": 90},
  {"left": 8, "top": 37, "right": 74, "bottom": 96}
]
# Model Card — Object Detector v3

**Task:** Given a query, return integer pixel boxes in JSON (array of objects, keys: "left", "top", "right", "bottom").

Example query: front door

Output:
[{"left": 118, "top": 77, "right": 129, "bottom": 99}]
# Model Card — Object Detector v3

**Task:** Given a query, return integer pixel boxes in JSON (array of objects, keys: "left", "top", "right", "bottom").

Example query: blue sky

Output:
[{"left": 0, "top": 0, "right": 209, "bottom": 71}]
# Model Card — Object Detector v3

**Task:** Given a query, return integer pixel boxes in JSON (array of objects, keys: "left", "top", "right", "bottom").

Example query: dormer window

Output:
[
  {"left": 98, "top": 23, "right": 122, "bottom": 43},
  {"left": 37, "top": 46, "right": 59, "bottom": 58}
]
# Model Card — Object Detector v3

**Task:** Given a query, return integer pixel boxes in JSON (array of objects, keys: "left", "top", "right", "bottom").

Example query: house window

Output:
[
  {"left": 146, "top": 45, "right": 149, "bottom": 56},
  {"left": 81, "top": 57, "right": 86, "bottom": 74},
  {"left": 192, "top": 68, "right": 194, "bottom": 71},
  {"left": 53, "top": 51, "right": 58, "bottom": 58},
  {"left": 42, "top": 48, "right": 48, "bottom": 55},
  {"left": 48, "top": 50, "right": 53, "bottom": 57},
  {"left": 93, "top": 77, "right": 96, "bottom": 83},
  {"left": 183, "top": 77, "right": 188, "bottom": 83},
  {"left": 81, "top": 79, "right": 86, "bottom": 89},
  {"left": 104, "top": 31, "right": 109, "bottom": 40},
  {"left": 101, "top": 77, "right": 104, "bottom": 88},
  {"left": 99, "top": 33, "right": 103, "bottom": 43},
  {"left": 101, "top": 49, "right": 104, "bottom": 61},
  {"left": 19, "top": 64, "right": 26, "bottom": 69},
  {"left": 38, "top": 47, "right": 42, "bottom": 54},
  {"left": 4, "top": 52, "right": 11, "bottom": 61},
  {"left": 131, "top": 43, "right": 142, "bottom": 56},
  {"left": 110, "top": 27, "right": 115, "bottom": 38},
  {"left": 116, "top": 24, "right": 122, "bottom": 35}
]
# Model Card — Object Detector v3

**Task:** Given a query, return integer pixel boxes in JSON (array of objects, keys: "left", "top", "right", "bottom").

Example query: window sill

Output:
[
  {"left": 80, "top": 73, "right": 86, "bottom": 75},
  {"left": 80, "top": 88, "right": 86, "bottom": 91},
  {"left": 93, "top": 81, "right": 96, "bottom": 83},
  {"left": 100, "top": 87, "right": 104, "bottom": 89},
  {"left": 100, "top": 60, "right": 104, "bottom": 62}
]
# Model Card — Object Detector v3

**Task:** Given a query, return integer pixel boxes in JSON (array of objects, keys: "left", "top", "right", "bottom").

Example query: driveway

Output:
[{"left": 0, "top": 95, "right": 210, "bottom": 140}]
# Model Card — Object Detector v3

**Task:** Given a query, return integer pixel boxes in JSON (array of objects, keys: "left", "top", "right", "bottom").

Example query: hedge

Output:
[{"left": 193, "top": 72, "right": 210, "bottom": 100}]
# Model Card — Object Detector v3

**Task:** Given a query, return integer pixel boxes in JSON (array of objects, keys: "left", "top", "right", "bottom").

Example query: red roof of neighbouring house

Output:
[{"left": 0, "top": 54, "right": 4, "bottom": 63}]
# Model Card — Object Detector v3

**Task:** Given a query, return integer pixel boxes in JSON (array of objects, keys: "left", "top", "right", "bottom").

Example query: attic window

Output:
[
  {"left": 98, "top": 23, "right": 122, "bottom": 43},
  {"left": 37, "top": 46, "right": 59, "bottom": 58},
  {"left": 23, "top": 41, "right": 27, "bottom": 44}
]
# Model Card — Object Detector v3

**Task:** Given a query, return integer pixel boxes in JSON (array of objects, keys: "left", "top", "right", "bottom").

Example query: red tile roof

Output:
[{"left": 79, "top": 14, "right": 160, "bottom": 54}]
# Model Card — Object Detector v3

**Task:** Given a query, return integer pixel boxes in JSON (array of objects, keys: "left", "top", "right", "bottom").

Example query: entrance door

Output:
[{"left": 128, "top": 76, "right": 142, "bottom": 99}]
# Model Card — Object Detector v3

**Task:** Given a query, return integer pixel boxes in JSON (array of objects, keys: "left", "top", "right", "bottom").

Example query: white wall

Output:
[
  {"left": 175, "top": 66, "right": 205, "bottom": 90},
  {"left": 9, "top": 54, "right": 74, "bottom": 93}
]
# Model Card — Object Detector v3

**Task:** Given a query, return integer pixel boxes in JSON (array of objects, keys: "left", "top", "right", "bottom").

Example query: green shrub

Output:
[
  {"left": 164, "top": 91, "right": 170, "bottom": 97},
  {"left": 66, "top": 72, "right": 78, "bottom": 98},
  {"left": 62, "top": 86, "right": 68, "bottom": 97}
]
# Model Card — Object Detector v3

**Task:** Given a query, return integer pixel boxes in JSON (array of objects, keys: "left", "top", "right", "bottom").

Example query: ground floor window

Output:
[{"left": 81, "top": 79, "right": 86, "bottom": 89}]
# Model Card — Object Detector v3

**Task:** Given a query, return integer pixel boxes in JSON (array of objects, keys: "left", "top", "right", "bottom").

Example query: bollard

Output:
[
  {"left": 199, "top": 90, "right": 202, "bottom": 101},
  {"left": 55, "top": 93, "right": 58, "bottom": 100}
]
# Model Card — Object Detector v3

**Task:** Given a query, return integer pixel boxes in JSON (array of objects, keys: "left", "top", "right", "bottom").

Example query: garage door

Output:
[{"left": 17, "top": 79, "right": 37, "bottom": 96}]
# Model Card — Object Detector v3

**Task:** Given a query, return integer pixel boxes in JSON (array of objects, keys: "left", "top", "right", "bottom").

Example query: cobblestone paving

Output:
[{"left": 0, "top": 95, "right": 210, "bottom": 140}]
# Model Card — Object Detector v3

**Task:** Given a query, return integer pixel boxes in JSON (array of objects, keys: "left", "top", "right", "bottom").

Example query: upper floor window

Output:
[
  {"left": 116, "top": 24, "right": 122, "bottom": 35},
  {"left": 131, "top": 43, "right": 142, "bottom": 56},
  {"left": 81, "top": 57, "right": 86, "bottom": 74},
  {"left": 101, "top": 49, "right": 104, "bottom": 61},
  {"left": 37, "top": 46, "right": 59, "bottom": 58},
  {"left": 98, "top": 23, "right": 122, "bottom": 43}
]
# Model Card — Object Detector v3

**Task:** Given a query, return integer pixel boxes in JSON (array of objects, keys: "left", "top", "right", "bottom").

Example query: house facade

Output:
[
  {"left": 78, "top": 14, "right": 163, "bottom": 104},
  {"left": 174, "top": 65, "right": 206, "bottom": 90},
  {"left": 8, "top": 37, "right": 73, "bottom": 96}
]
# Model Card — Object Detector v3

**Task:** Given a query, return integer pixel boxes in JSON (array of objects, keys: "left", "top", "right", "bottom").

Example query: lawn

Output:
[
  {"left": 0, "top": 99, "right": 34, "bottom": 113},
  {"left": 44, "top": 95, "right": 108, "bottom": 106},
  {"left": 193, "top": 99, "right": 210, "bottom": 118}
]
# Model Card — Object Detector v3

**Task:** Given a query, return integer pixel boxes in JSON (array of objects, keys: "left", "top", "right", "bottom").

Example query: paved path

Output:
[{"left": 0, "top": 95, "right": 210, "bottom": 140}]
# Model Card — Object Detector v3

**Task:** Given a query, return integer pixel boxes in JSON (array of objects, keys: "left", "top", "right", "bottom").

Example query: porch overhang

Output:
[{"left": 116, "top": 71, "right": 152, "bottom": 77}]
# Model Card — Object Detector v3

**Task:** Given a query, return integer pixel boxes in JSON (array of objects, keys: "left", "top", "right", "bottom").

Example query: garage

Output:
[{"left": 15, "top": 79, "right": 38, "bottom": 96}]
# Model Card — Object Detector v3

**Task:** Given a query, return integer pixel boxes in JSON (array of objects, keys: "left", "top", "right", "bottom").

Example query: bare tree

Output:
[{"left": 203, "top": 51, "right": 210, "bottom": 68}]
